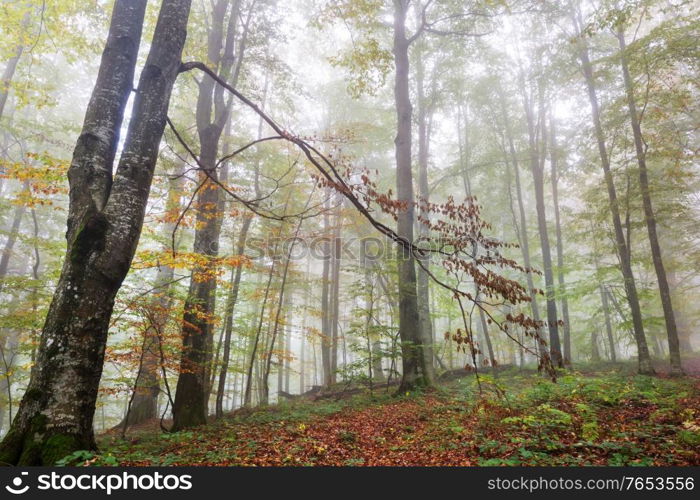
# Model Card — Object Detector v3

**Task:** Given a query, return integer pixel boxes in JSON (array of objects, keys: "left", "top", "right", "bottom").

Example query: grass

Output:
[{"left": 85, "top": 365, "right": 700, "bottom": 466}]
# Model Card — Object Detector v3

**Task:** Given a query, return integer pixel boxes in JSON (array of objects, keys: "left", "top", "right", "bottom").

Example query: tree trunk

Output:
[
  {"left": 600, "top": 285, "right": 617, "bottom": 362},
  {"left": 173, "top": 0, "right": 243, "bottom": 429},
  {"left": 0, "top": 6, "right": 31, "bottom": 120},
  {"left": 393, "top": 0, "right": 430, "bottom": 392},
  {"left": 122, "top": 166, "right": 183, "bottom": 428},
  {"left": 0, "top": 182, "right": 28, "bottom": 295},
  {"left": 0, "top": 331, "right": 20, "bottom": 434},
  {"left": 415, "top": 34, "right": 435, "bottom": 380},
  {"left": 215, "top": 215, "right": 251, "bottom": 417},
  {"left": 617, "top": 27, "right": 682, "bottom": 375},
  {"left": 262, "top": 190, "right": 311, "bottom": 401},
  {"left": 458, "top": 113, "right": 497, "bottom": 372},
  {"left": 498, "top": 94, "right": 545, "bottom": 358},
  {"left": 477, "top": 304, "right": 496, "bottom": 371},
  {"left": 521, "top": 73, "right": 562, "bottom": 367},
  {"left": 320, "top": 196, "right": 332, "bottom": 386},
  {"left": 591, "top": 330, "right": 601, "bottom": 362},
  {"left": 329, "top": 200, "right": 341, "bottom": 383},
  {"left": 0, "top": 0, "right": 190, "bottom": 465},
  {"left": 549, "top": 116, "right": 572, "bottom": 364},
  {"left": 299, "top": 260, "right": 310, "bottom": 393},
  {"left": 276, "top": 318, "right": 285, "bottom": 400},
  {"left": 243, "top": 256, "right": 276, "bottom": 406},
  {"left": 574, "top": 11, "right": 653, "bottom": 374},
  {"left": 124, "top": 266, "right": 172, "bottom": 429},
  {"left": 262, "top": 265, "right": 290, "bottom": 403},
  {"left": 667, "top": 268, "right": 693, "bottom": 352},
  {"left": 215, "top": 68, "right": 265, "bottom": 413},
  {"left": 284, "top": 315, "right": 291, "bottom": 393}
]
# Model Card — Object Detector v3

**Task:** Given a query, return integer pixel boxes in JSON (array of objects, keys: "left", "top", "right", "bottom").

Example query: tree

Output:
[
  {"left": 215, "top": 213, "right": 252, "bottom": 417},
  {"left": 172, "top": 0, "right": 246, "bottom": 431},
  {"left": 615, "top": 17, "right": 682, "bottom": 375},
  {"left": 262, "top": 198, "right": 310, "bottom": 401},
  {"left": 521, "top": 66, "right": 562, "bottom": 367},
  {"left": 0, "top": 182, "right": 28, "bottom": 294},
  {"left": 122, "top": 165, "right": 183, "bottom": 428},
  {"left": 549, "top": 115, "right": 572, "bottom": 363},
  {"left": 0, "top": 3, "right": 31, "bottom": 120},
  {"left": 329, "top": 199, "right": 342, "bottom": 382},
  {"left": 497, "top": 89, "right": 546, "bottom": 359},
  {"left": 393, "top": 0, "right": 432, "bottom": 391},
  {"left": 572, "top": 4, "right": 653, "bottom": 374},
  {"left": 415, "top": 31, "right": 436, "bottom": 379},
  {"left": 321, "top": 193, "right": 333, "bottom": 386},
  {"left": 0, "top": 0, "right": 191, "bottom": 465}
]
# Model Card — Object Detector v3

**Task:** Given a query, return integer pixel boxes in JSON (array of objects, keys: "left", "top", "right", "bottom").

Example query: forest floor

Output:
[{"left": 91, "top": 361, "right": 700, "bottom": 467}]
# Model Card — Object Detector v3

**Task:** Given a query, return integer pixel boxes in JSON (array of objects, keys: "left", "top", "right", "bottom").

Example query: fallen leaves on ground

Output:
[{"left": 102, "top": 370, "right": 700, "bottom": 467}]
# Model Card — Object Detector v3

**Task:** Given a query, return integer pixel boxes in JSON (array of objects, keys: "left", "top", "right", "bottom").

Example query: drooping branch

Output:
[{"left": 178, "top": 60, "right": 555, "bottom": 377}]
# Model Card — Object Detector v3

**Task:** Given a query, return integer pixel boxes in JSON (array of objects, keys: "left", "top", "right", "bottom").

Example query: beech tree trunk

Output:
[
  {"left": 549, "top": 116, "right": 572, "bottom": 364},
  {"left": 477, "top": 302, "right": 496, "bottom": 370},
  {"left": 215, "top": 215, "right": 251, "bottom": 417},
  {"left": 415, "top": 36, "right": 435, "bottom": 379},
  {"left": 329, "top": 200, "right": 341, "bottom": 383},
  {"left": 0, "top": 6, "right": 31, "bottom": 120},
  {"left": 600, "top": 285, "right": 617, "bottom": 362},
  {"left": 0, "top": 330, "right": 20, "bottom": 433},
  {"left": 498, "top": 94, "right": 545, "bottom": 358},
  {"left": 0, "top": 181, "right": 29, "bottom": 295},
  {"left": 262, "top": 240, "right": 296, "bottom": 402},
  {"left": 0, "top": 0, "right": 190, "bottom": 465},
  {"left": 299, "top": 260, "right": 311, "bottom": 393},
  {"left": 574, "top": 10, "right": 653, "bottom": 374},
  {"left": 284, "top": 316, "right": 291, "bottom": 393},
  {"left": 591, "top": 330, "right": 601, "bottom": 362},
  {"left": 173, "top": 0, "right": 244, "bottom": 429},
  {"left": 243, "top": 254, "right": 276, "bottom": 406},
  {"left": 617, "top": 27, "right": 682, "bottom": 375},
  {"left": 459, "top": 114, "right": 497, "bottom": 371},
  {"left": 393, "top": 0, "right": 431, "bottom": 391},
  {"left": 122, "top": 168, "right": 182, "bottom": 428},
  {"left": 667, "top": 268, "right": 693, "bottom": 352},
  {"left": 521, "top": 74, "right": 562, "bottom": 367},
  {"left": 263, "top": 189, "right": 313, "bottom": 400},
  {"left": 123, "top": 268, "right": 172, "bottom": 429},
  {"left": 321, "top": 196, "right": 332, "bottom": 386}
]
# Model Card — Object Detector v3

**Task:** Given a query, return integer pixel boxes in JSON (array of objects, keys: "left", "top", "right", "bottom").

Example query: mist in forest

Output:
[{"left": 0, "top": 0, "right": 698, "bottom": 468}]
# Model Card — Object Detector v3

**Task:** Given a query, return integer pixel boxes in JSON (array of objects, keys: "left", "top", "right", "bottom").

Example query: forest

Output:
[{"left": 0, "top": 0, "right": 698, "bottom": 468}]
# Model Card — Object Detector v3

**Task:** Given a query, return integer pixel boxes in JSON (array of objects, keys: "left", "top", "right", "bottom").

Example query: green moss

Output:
[
  {"left": 678, "top": 429, "right": 700, "bottom": 447},
  {"left": 5, "top": 413, "right": 86, "bottom": 466},
  {"left": 0, "top": 426, "right": 25, "bottom": 465},
  {"left": 23, "top": 387, "right": 43, "bottom": 402},
  {"left": 15, "top": 413, "right": 48, "bottom": 465},
  {"left": 42, "top": 434, "right": 84, "bottom": 466},
  {"left": 69, "top": 212, "right": 108, "bottom": 265}
]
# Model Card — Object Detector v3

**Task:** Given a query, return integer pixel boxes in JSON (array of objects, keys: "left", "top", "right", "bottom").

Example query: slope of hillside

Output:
[{"left": 82, "top": 367, "right": 700, "bottom": 467}]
